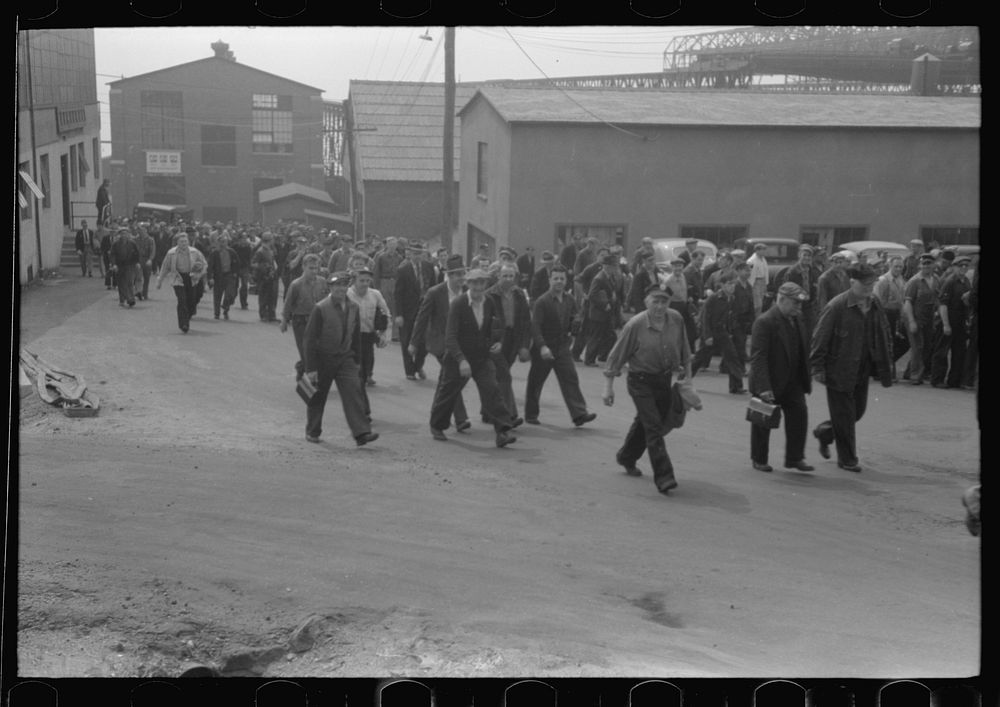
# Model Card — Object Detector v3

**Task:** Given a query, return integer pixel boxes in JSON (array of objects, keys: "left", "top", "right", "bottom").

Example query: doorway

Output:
[{"left": 59, "top": 154, "right": 70, "bottom": 227}]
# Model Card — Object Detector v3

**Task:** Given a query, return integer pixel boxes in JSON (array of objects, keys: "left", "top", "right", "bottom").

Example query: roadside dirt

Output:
[{"left": 14, "top": 271, "right": 981, "bottom": 679}]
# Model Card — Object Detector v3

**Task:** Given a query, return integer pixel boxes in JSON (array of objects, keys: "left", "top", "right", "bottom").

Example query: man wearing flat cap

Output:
[
  {"left": 809, "top": 264, "right": 893, "bottom": 473},
  {"left": 412, "top": 254, "right": 471, "bottom": 433},
  {"left": 348, "top": 267, "right": 391, "bottom": 396},
  {"left": 816, "top": 251, "right": 850, "bottom": 312},
  {"left": 677, "top": 237, "right": 699, "bottom": 267},
  {"left": 530, "top": 251, "right": 557, "bottom": 301},
  {"left": 930, "top": 254, "right": 971, "bottom": 388},
  {"left": 901, "top": 253, "right": 940, "bottom": 384},
  {"left": 902, "top": 238, "right": 926, "bottom": 280},
  {"left": 428, "top": 268, "right": 518, "bottom": 447},
  {"left": 303, "top": 271, "right": 379, "bottom": 447},
  {"left": 748, "top": 281, "right": 814, "bottom": 473},
  {"left": 584, "top": 253, "right": 626, "bottom": 367},
  {"left": 395, "top": 241, "right": 437, "bottom": 380},
  {"left": 691, "top": 271, "right": 746, "bottom": 394},
  {"left": 602, "top": 282, "right": 691, "bottom": 494}
]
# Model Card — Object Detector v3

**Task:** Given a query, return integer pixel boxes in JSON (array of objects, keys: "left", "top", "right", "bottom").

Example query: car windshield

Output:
[{"left": 760, "top": 244, "right": 797, "bottom": 261}]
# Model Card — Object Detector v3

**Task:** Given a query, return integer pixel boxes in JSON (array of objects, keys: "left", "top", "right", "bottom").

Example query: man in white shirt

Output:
[
  {"left": 746, "top": 243, "right": 770, "bottom": 316},
  {"left": 347, "top": 268, "right": 390, "bottom": 392}
]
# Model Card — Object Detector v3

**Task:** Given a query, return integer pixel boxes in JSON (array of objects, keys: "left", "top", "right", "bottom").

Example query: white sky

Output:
[{"left": 94, "top": 25, "right": 738, "bottom": 153}]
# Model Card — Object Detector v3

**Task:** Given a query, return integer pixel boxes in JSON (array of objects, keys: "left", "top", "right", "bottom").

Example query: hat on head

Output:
[
  {"left": 940, "top": 250, "right": 955, "bottom": 262},
  {"left": 646, "top": 284, "right": 672, "bottom": 299},
  {"left": 753, "top": 243, "right": 767, "bottom": 251},
  {"left": 328, "top": 270, "right": 353, "bottom": 285},
  {"left": 954, "top": 255, "right": 972, "bottom": 265},
  {"left": 670, "top": 257, "right": 685, "bottom": 266},
  {"left": 798, "top": 244, "right": 814, "bottom": 254},
  {"left": 354, "top": 268, "right": 374, "bottom": 277},
  {"left": 777, "top": 281, "right": 809, "bottom": 301},
  {"left": 445, "top": 254, "right": 466, "bottom": 273},
  {"left": 685, "top": 237, "right": 698, "bottom": 245},
  {"left": 909, "top": 238, "right": 924, "bottom": 246},
  {"left": 540, "top": 250, "right": 555, "bottom": 262},
  {"left": 919, "top": 253, "right": 936, "bottom": 263},
  {"left": 847, "top": 264, "right": 877, "bottom": 284},
  {"left": 600, "top": 253, "right": 618, "bottom": 266},
  {"left": 407, "top": 241, "right": 425, "bottom": 252},
  {"left": 829, "top": 251, "right": 847, "bottom": 262},
  {"left": 730, "top": 249, "right": 746, "bottom": 258},
  {"left": 464, "top": 268, "right": 489, "bottom": 282}
]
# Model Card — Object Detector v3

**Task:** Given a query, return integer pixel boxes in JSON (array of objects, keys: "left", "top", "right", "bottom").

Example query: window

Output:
[
  {"left": 39, "top": 154, "right": 51, "bottom": 208},
  {"left": 476, "top": 142, "right": 488, "bottom": 196},
  {"left": 143, "top": 176, "right": 186, "bottom": 205},
  {"left": 679, "top": 225, "right": 748, "bottom": 249},
  {"left": 92, "top": 137, "right": 100, "bottom": 180},
  {"left": 78, "top": 142, "right": 87, "bottom": 188},
  {"left": 140, "top": 91, "right": 184, "bottom": 149},
  {"left": 799, "top": 225, "right": 869, "bottom": 252},
  {"left": 252, "top": 94, "right": 293, "bottom": 153},
  {"left": 920, "top": 226, "right": 979, "bottom": 246},
  {"left": 70, "top": 144, "right": 78, "bottom": 191},
  {"left": 18, "top": 161, "right": 32, "bottom": 220},
  {"left": 201, "top": 125, "right": 236, "bottom": 166}
]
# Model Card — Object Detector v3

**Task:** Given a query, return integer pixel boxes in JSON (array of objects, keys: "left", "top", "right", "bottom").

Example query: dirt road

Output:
[{"left": 15, "top": 272, "right": 980, "bottom": 678}]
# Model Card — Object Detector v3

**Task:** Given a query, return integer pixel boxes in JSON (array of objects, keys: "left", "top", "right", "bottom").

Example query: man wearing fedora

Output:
[
  {"left": 748, "top": 281, "right": 814, "bottom": 473},
  {"left": 810, "top": 264, "right": 893, "bottom": 473},
  {"left": 529, "top": 250, "right": 557, "bottom": 302},
  {"left": 303, "top": 271, "right": 379, "bottom": 447},
  {"left": 411, "top": 254, "right": 471, "bottom": 433},
  {"left": 428, "top": 268, "right": 517, "bottom": 447},
  {"left": 394, "top": 241, "right": 437, "bottom": 380}
]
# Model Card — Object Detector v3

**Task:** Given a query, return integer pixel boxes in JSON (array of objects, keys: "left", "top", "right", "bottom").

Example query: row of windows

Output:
[
  {"left": 18, "top": 138, "right": 101, "bottom": 222},
  {"left": 138, "top": 91, "right": 295, "bottom": 154}
]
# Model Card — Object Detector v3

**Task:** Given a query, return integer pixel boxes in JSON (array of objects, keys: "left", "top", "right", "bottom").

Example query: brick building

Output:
[{"left": 107, "top": 41, "right": 329, "bottom": 225}]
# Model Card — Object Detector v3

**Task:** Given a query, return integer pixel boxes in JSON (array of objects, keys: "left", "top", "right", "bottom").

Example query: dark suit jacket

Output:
[
  {"left": 701, "top": 291, "right": 734, "bottom": 338},
  {"left": 516, "top": 253, "right": 535, "bottom": 288},
  {"left": 207, "top": 246, "right": 240, "bottom": 283},
  {"left": 810, "top": 291, "right": 893, "bottom": 392},
  {"left": 486, "top": 284, "right": 533, "bottom": 358},
  {"left": 75, "top": 228, "right": 95, "bottom": 252},
  {"left": 445, "top": 293, "right": 504, "bottom": 364},
  {"left": 411, "top": 280, "right": 461, "bottom": 357},
  {"left": 587, "top": 270, "right": 623, "bottom": 323},
  {"left": 394, "top": 259, "right": 437, "bottom": 321},
  {"left": 530, "top": 266, "right": 553, "bottom": 301},
  {"left": 627, "top": 269, "right": 656, "bottom": 313},
  {"left": 530, "top": 289, "right": 577, "bottom": 353},
  {"left": 749, "top": 305, "right": 812, "bottom": 399}
]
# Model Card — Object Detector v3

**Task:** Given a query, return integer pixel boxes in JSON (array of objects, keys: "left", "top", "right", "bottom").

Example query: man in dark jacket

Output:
[
  {"left": 75, "top": 220, "right": 96, "bottom": 277},
  {"left": 428, "top": 269, "right": 517, "bottom": 447},
  {"left": 627, "top": 250, "right": 659, "bottom": 314},
  {"left": 303, "top": 272, "right": 378, "bottom": 447},
  {"left": 207, "top": 234, "right": 240, "bottom": 319},
  {"left": 748, "top": 281, "right": 814, "bottom": 472},
  {"left": 515, "top": 246, "right": 535, "bottom": 291},
  {"left": 810, "top": 264, "right": 893, "bottom": 473},
  {"left": 774, "top": 244, "right": 818, "bottom": 341},
  {"left": 584, "top": 254, "right": 625, "bottom": 366},
  {"left": 411, "top": 254, "right": 470, "bottom": 432},
  {"left": 529, "top": 251, "right": 557, "bottom": 301},
  {"left": 95, "top": 179, "right": 111, "bottom": 226},
  {"left": 485, "top": 263, "right": 533, "bottom": 426},
  {"left": 232, "top": 231, "right": 253, "bottom": 310},
  {"left": 110, "top": 228, "right": 140, "bottom": 307},
  {"left": 931, "top": 255, "right": 972, "bottom": 388},
  {"left": 690, "top": 272, "right": 746, "bottom": 394},
  {"left": 394, "top": 242, "right": 437, "bottom": 380},
  {"left": 524, "top": 265, "right": 594, "bottom": 427}
]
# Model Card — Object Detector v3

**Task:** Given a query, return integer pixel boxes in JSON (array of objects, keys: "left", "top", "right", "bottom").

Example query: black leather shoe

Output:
[
  {"left": 430, "top": 427, "right": 448, "bottom": 441},
  {"left": 510, "top": 417, "right": 524, "bottom": 429},
  {"left": 784, "top": 461, "right": 815, "bottom": 471},
  {"left": 525, "top": 418, "right": 540, "bottom": 425},
  {"left": 455, "top": 419, "right": 472, "bottom": 433},
  {"left": 573, "top": 412, "right": 597, "bottom": 427},
  {"left": 622, "top": 465, "right": 643, "bottom": 477},
  {"left": 355, "top": 432, "right": 379, "bottom": 447},
  {"left": 838, "top": 461, "right": 862, "bottom": 473},
  {"left": 406, "top": 374, "right": 417, "bottom": 380},
  {"left": 305, "top": 435, "right": 320, "bottom": 443},
  {"left": 495, "top": 431, "right": 517, "bottom": 448},
  {"left": 753, "top": 462, "right": 774, "bottom": 472},
  {"left": 657, "top": 479, "right": 679, "bottom": 494}
]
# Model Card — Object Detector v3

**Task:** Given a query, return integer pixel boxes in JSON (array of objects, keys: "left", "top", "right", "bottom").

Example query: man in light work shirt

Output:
[
  {"left": 602, "top": 284, "right": 691, "bottom": 495},
  {"left": 746, "top": 243, "right": 769, "bottom": 316}
]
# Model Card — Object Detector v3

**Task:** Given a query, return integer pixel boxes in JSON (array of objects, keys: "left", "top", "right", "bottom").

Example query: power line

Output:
[{"left": 499, "top": 27, "right": 648, "bottom": 141}]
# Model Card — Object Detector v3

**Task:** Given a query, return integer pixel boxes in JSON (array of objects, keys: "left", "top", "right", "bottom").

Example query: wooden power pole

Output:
[{"left": 442, "top": 27, "right": 455, "bottom": 252}]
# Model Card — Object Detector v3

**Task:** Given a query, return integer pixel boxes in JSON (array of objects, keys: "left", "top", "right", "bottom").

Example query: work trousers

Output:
[
  {"left": 489, "top": 346, "right": 520, "bottom": 421},
  {"left": 257, "top": 278, "right": 278, "bottom": 321},
  {"left": 931, "top": 321, "right": 968, "bottom": 388},
  {"left": 616, "top": 372, "right": 677, "bottom": 492},
  {"left": 212, "top": 273, "right": 237, "bottom": 317},
  {"left": 429, "top": 356, "right": 512, "bottom": 434},
  {"left": 306, "top": 355, "right": 371, "bottom": 441},
  {"left": 905, "top": 317, "right": 934, "bottom": 381},
  {"left": 750, "top": 385, "right": 808, "bottom": 466},
  {"left": 78, "top": 250, "right": 93, "bottom": 276},
  {"left": 356, "top": 332, "right": 377, "bottom": 417},
  {"left": 103, "top": 253, "right": 116, "bottom": 288},
  {"left": 431, "top": 353, "right": 468, "bottom": 427},
  {"left": 291, "top": 314, "right": 309, "bottom": 379},
  {"left": 237, "top": 268, "right": 251, "bottom": 308},
  {"left": 172, "top": 277, "right": 197, "bottom": 330},
  {"left": 116, "top": 265, "right": 136, "bottom": 304},
  {"left": 963, "top": 314, "right": 978, "bottom": 388},
  {"left": 523, "top": 346, "right": 589, "bottom": 422},
  {"left": 669, "top": 301, "right": 697, "bottom": 353},
  {"left": 691, "top": 330, "right": 744, "bottom": 392},
  {"left": 399, "top": 315, "right": 427, "bottom": 377},
  {"left": 139, "top": 262, "right": 153, "bottom": 299},
  {"left": 571, "top": 318, "right": 591, "bottom": 360},
  {"left": 820, "top": 361, "right": 870, "bottom": 466},
  {"left": 584, "top": 317, "right": 616, "bottom": 365},
  {"left": 883, "top": 310, "right": 909, "bottom": 379}
]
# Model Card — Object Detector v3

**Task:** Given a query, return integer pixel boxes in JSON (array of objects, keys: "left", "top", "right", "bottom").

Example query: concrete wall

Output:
[
  {"left": 363, "top": 180, "right": 459, "bottom": 247},
  {"left": 109, "top": 60, "right": 325, "bottom": 223},
  {"left": 456, "top": 117, "right": 978, "bottom": 259},
  {"left": 457, "top": 106, "right": 513, "bottom": 260}
]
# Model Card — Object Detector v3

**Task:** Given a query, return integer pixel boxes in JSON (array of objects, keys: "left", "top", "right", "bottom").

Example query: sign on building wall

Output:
[{"left": 145, "top": 150, "right": 182, "bottom": 174}]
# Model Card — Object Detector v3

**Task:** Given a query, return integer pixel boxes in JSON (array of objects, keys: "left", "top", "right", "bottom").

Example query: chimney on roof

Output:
[{"left": 211, "top": 40, "right": 235, "bottom": 61}]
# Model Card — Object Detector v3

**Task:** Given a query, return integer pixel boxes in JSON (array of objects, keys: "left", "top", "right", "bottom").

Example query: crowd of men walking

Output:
[{"left": 73, "top": 212, "right": 978, "bottom": 497}]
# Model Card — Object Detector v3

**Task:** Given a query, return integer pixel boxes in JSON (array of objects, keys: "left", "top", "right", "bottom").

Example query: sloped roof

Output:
[
  {"left": 459, "top": 86, "right": 981, "bottom": 129},
  {"left": 108, "top": 56, "right": 323, "bottom": 93},
  {"left": 258, "top": 183, "right": 334, "bottom": 205},
  {"left": 349, "top": 81, "right": 479, "bottom": 182}
]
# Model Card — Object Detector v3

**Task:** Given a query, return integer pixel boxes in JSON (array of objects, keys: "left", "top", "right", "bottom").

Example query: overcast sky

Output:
[{"left": 94, "top": 25, "right": 737, "bottom": 153}]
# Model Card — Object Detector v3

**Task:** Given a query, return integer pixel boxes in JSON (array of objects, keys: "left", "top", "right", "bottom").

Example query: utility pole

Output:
[
  {"left": 442, "top": 27, "right": 455, "bottom": 252},
  {"left": 24, "top": 30, "right": 44, "bottom": 277}
]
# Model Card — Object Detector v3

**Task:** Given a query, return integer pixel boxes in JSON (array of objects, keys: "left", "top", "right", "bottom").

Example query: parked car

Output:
[
  {"left": 651, "top": 238, "right": 718, "bottom": 272},
  {"left": 838, "top": 240, "right": 911, "bottom": 265},
  {"left": 131, "top": 202, "right": 195, "bottom": 225},
  {"left": 732, "top": 237, "right": 800, "bottom": 280}
]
